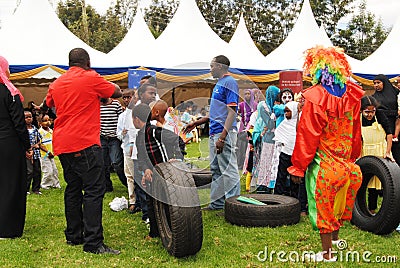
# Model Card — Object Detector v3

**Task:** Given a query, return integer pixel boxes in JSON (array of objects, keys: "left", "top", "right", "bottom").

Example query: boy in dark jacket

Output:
[{"left": 132, "top": 103, "right": 183, "bottom": 238}]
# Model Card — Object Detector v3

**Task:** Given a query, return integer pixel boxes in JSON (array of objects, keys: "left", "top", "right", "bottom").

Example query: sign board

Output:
[
  {"left": 128, "top": 69, "right": 156, "bottom": 89},
  {"left": 279, "top": 71, "right": 303, "bottom": 93}
]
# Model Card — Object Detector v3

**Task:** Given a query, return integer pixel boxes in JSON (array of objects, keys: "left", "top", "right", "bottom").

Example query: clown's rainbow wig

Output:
[{"left": 303, "top": 46, "right": 351, "bottom": 89}]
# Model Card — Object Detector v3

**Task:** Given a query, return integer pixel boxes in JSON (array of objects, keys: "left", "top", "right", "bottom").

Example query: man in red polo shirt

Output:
[{"left": 46, "top": 48, "right": 122, "bottom": 255}]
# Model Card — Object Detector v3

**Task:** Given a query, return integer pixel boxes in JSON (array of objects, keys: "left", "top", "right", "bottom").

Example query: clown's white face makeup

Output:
[{"left": 281, "top": 91, "right": 293, "bottom": 104}]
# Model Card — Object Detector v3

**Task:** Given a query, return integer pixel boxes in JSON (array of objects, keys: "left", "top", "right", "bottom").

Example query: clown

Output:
[{"left": 288, "top": 46, "right": 364, "bottom": 262}]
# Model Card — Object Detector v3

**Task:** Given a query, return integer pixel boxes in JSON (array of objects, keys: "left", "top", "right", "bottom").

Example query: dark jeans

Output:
[
  {"left": 133, "top": 160, "right": 148, "bottom": 220},
  {"left": 26, "top": 158, "right": 41, "bottom": 192},
  {"left": 100, "top": 136, "right": 127, "bottom": 190},
  {"left": 59, "top": 145, "right": 105, "bottom": 251}
]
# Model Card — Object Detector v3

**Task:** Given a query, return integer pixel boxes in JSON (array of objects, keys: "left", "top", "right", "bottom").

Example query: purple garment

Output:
[{"left": 239, "top": 89, "right": 258, "bottom": 132}]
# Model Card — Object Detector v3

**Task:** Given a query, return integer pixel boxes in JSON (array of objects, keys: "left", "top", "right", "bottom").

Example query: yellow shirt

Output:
[{"left": 39, "top": 127, "right": 53, "bottom": 157}]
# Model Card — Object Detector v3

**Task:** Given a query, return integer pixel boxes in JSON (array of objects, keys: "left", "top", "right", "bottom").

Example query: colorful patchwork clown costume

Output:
[{"left": 288, "top": 46, "right": 364, "bottom": 261}]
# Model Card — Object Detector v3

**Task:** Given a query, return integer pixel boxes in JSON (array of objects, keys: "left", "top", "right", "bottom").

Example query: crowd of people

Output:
[{"left": 1, "top": 47, "right": 400, "bottom": 261}]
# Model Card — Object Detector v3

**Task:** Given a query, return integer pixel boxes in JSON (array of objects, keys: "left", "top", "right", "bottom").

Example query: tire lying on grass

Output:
[
  {"left": 191, "top": 168, "right": 212, "bottom": 187},
  {"left": 152, "top": 161, "right": 203, "bottom": 257},
  {"left": 352, "top": 156, "right": 400, "bottom": 235},
  {"left": 224, "top": 194, "right": 300, "bottom": 227}
]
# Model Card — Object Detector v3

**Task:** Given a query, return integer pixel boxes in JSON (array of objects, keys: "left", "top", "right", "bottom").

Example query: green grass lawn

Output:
[{"left": 1, "top": 140, "right": 399, "bottom": 267}]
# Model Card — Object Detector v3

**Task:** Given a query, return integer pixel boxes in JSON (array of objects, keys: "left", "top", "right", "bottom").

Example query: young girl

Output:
[
  {"left": 360, "top": 95, "right": 394, "bottom": 214},
  {"left": 274, "top": 101, "right": 299, "bottom": 198},
  {"left": 242, "top": 109, "right": 258, "bottom": 192},
  {"left": 39, "top": 115, "right": 61, "bottom": 189}
]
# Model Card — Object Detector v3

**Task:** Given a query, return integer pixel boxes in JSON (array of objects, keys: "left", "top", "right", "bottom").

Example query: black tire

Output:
[
  {"left": 191, "top": 169, "right": 212, "bottom": 187},
  {"left": 152, "top": 161, "right": 203, "bottom": 257},
  {"left": 352, "top": 156, "right": 400, "bottom": 235},
  {"left": 224, "top": 194, "right": 300, "bottom": 227}
]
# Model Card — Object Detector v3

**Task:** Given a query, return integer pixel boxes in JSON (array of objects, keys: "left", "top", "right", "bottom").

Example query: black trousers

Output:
[
  {"left": 275, "top": 152, "right": 298, "bottom": 197},
  {"left": 26, "top": 158, "right": 41, "bottom": 192},
  {"left": 59, "top": 145, "right": 105, "bottom": 251},
  {"left": 368, "top": 188, "right": 382, "bottom": 211},
  {"left": 275, "top": 152, "right": 308, "bottom": 212},
  {"left": 100, "top": 136, "right": 127, "bottom": 191},
  {"left": 146, "top": 193, "right": 160, "bottom": 238}
]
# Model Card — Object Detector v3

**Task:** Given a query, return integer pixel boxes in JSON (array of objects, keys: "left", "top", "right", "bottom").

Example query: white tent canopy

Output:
[
  {"left": 144, "top": 0, "right": 228, "bottom": 69},
  {"left": 0, "top": 0, "right": 112, "bottom": 68},
  {"left": 107, "top": 8, "right": 156, "bottom": 67},
  {"left": 0, "top": 0, "right": 387, "bottom": 79},
  {"left": 264, "top": 0, "right": 333, "bottom": 70},
  {"left": 226, "top": 15, "right": 268, "bottom": 70}
]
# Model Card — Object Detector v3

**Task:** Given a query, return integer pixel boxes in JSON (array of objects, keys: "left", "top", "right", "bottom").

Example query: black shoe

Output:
[
  {"left": 66, "top": 240, "right": 83, "bottom": 246},
  {"left": 128, "top": 205, "right": 142, "bottom": 214},
  {"left": 84, "top": 244, "right": 120, "bottom": 255}
]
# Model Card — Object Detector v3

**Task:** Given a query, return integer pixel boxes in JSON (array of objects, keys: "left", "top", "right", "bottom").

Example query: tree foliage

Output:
[
  {"left": 310, "top": 0, "right": 355, "bottom": 37},
  {"left": 332, "top": 0, "right": 389, "bottom": 60},
  {"left": 195, "top": 0, "right": 301, "bottom": 55},
  {"left": 144, "top": 0, "right": 178, "bottom": 38},
  {"left": 57, "top": 0, "right": 136, "bottom": 53},
  {"left": 55, "top": 0, "right": 390, "bottom": 59}
]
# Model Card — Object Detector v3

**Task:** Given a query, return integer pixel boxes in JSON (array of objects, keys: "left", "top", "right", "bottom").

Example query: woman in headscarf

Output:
[
  {"left": 0, "top": 56, "right": 31, "bottom": 239},
  {"left": 360, "top": 95, "right": 394, "bottom": 215},
  {"left": 252, "top": 85, "right": 280, "bottom": 193},
  {"left": 372, "top": 74, "right": 400, "bottom": 164},
  {"left": 274, "top": 101, "right": 299, "bottom": 198},
  {"left": 288, "top": 46, "right": 364, "bottom": 262},
  {"left": 273, "top": 101, "right": 308, "bottom": 214}
]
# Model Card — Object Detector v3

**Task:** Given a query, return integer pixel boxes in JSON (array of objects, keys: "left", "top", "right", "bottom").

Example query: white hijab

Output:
[{"left": 273, "top": 101, "right": 299, "bottom": 155}]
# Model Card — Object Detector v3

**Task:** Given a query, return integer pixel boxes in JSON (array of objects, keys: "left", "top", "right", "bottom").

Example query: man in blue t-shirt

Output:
[{"left": 185, "top": 55, "right": 241, "bottom": 210}]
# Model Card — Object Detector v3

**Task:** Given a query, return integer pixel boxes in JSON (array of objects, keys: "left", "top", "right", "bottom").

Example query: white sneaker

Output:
[
  {"left": 27, "top": 192, "right": 30, "bottom": 195},
  {"left": 396, "top": 224, "right": 400, "bottom": 232},
  {"left": 306, "top": 252, "right": 337, "bottom": 262},
  {"left": 144, "top": 218, "right": 150, "bottom": 224},
  {"left": 332, "top": 239, "right": 345, "bottom": 247}
]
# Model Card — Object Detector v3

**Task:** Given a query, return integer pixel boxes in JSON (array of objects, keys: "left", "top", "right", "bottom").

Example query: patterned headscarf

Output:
[{"left": 0, "top": 56, "right": 24, "bottom": 101}]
